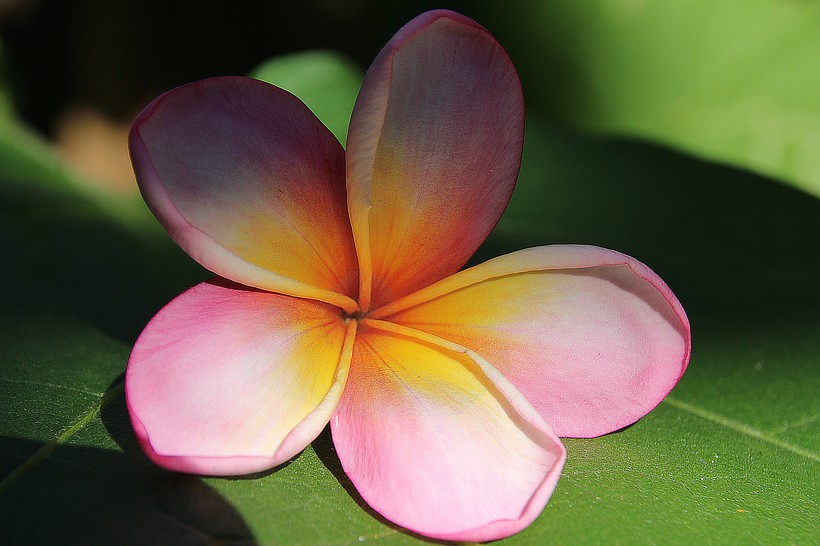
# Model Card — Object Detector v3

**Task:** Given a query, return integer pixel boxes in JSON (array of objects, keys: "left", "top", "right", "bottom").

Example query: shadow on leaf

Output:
[{"left": 0, "top": 434, "right": 257, "bottom": 545}]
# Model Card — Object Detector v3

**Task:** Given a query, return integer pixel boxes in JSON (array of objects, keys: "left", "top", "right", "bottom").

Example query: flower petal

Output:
[
  {"left": 130, "top": 76, "right": 358, "bottom": 312},
  {"left": 126, "top": 278, "right": 354, "bottom": 475},
  {"left": 346, "top": 10, "right": 524, "bottom": 310},
  {"left": 331, "top": 320, "right": 565, "bottom": 541},
  {"left": 374, "top": 245, "right": 691, "bottom": 438}
]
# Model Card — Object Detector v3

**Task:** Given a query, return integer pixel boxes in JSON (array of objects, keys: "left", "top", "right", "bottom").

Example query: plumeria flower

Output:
[{"left": 126, "top": 9, "right": 691, "bottom": 542}]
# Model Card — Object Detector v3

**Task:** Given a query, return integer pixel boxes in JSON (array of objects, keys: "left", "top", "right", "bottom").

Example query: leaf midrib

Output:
[
  {"left": 0, "top": 381, "right": 124, "bottom": 492},
  {"left": 663, "top": 396, "right": 820, "bottom": 463}
]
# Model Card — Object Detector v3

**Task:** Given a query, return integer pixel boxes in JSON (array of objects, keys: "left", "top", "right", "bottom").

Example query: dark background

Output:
[{"left": 1, "top": 0, "right": 468, "bottom": 134}]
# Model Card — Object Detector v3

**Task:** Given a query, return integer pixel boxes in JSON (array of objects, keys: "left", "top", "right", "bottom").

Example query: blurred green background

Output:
[
  {"left": 1, "top": 1, "right": 818, "bottom": 544},
  {"left": 2, "top": 0, "right": 818, "bottom": 196}
]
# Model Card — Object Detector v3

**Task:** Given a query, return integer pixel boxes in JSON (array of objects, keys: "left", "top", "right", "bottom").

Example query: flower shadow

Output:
[{"left": 0, "top": 431, "right": 258, "bottom": 545}]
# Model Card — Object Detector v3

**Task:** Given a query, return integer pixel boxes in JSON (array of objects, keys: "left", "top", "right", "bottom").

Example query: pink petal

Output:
[
  {"left": 126, "top": 279, "right": 355, "bottom": 475},
  {"left": 374, "top": 245, "right": 691, "bottom": 438},
  {"left": 346, "top": 10, "right": 524, "bottom": 310},
  {"left": 331, "top": 320, "right": 565, "bottom": 541},
  {"left": 130, "top": 77, "right": 358, "bottom": 312}
]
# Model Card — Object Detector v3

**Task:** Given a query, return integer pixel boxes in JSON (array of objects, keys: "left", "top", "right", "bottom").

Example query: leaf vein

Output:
[
  {"left": 0, "top": 377, "right": 104, "bottom": 397},
  {"left": 767, "top": 412, "right": 820, "bottom": 436},
  {"left": 663, "top": 396, "right": 820, "bottom": 463},
  {"left": 0, "top": 381, "right": 123, "bottom": 492}
]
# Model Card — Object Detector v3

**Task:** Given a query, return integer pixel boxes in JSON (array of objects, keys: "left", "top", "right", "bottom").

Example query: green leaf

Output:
[
  {"left": 479, "top": 0, "right": 820, "bottom": 198},
  {"left": 250, "top": 51, "right": 363, "bottom": 146},
  {"left": 1, "top": 83, "right": 817, "bottom": 544}
]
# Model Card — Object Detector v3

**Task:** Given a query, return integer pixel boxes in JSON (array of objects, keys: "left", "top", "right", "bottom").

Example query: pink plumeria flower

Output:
[{"left": 126, "top": 9, "right": 690, "bottom": 542}]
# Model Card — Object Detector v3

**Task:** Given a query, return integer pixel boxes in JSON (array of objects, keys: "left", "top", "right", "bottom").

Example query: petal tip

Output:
[
  {"left": 419, "top": 443, "right": 566, "bottom": 542},
  {"left": 126, "top": 394, "right": 286, "bottom": 477}
]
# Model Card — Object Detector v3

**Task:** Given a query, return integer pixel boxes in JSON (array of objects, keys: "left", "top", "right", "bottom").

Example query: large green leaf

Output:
[
  {"left": 477, "top": 0, "right": 820, "bottom": 198},
  {"left": 1, "top": 54, "right": 818, "bottom": 544}
]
